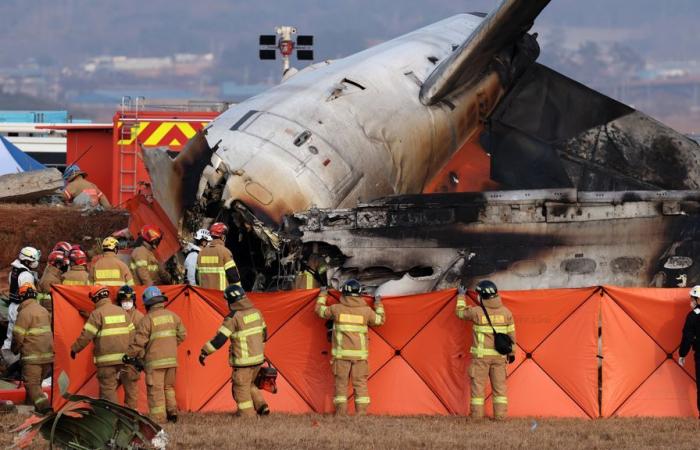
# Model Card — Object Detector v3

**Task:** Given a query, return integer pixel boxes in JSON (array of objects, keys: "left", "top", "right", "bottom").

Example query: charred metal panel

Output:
[{"left": 289, "top": 190, "right": 700, "bottom": 292}]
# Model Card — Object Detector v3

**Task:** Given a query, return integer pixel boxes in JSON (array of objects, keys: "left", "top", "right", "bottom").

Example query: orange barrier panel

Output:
[
  {"left": 51, "top": 286, "right": 697, "bottom": 417},
  {"left": 601, "top": 287, "right": 697, "bottom": 417}
]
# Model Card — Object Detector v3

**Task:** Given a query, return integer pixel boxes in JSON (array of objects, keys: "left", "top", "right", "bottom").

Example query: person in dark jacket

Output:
[{"left": 679, "top": 285, "right": 700, "bottom": 418}]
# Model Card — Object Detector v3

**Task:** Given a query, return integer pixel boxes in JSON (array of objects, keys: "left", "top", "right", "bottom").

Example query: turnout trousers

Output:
[
  {"left": 332, "top": 359, "right": 370, "bottom": 415},
  {"left": 469, "top": 357, "right": 508, "bottom": 419},
  {"left": 96, "top": 365, "right": 139, "bottom": 408},
  {"left": 145, "top": 368, "right": 177, "bottom": 422},
  {"left": 232, "top": 365, "right": 266, "bottom": 417},
  {"left": 23, "top": 363, "right": 51, "bottom": 412}
]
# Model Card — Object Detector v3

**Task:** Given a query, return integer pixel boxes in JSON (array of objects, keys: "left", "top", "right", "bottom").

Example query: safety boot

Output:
[{"left": 257, "top": 404, "right": 270, "bottom": 416}]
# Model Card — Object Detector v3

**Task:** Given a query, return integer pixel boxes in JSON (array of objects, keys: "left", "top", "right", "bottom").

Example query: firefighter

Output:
[
  {"left": 196, "top": 222, "right": 241, "bottom": 290},
  {"left": 456, "top": 281, "right": 516, "bottom": 420},
  {"left": 125, "top": 286, "right": 186, "bottom": 423},
  {"left": 315, "top": 279, "right": 385, "bottom": 415},
  {"left": 62, "top": 249, "right": 92, "bottom": 286},
  {"left": 294, "top": 254, "right": 328, "bottom": 290},
  {"left": 678, "top": 285, "right": 700, "bottom": 418},
  {"left": 62, "top": 164, "right": 111, "bottom": 208},
  {"left": 184, "top": 229, "right": 211, "bottom": 285},
  {"left": 92, "top": 237, "right": 134, "bottom": 287},
  {"left": 70, "top": 286, "right": 134, "bottom": 405},
  {"left": 11, "top": 283, "right": 53, "bottom": 413},
  {"left": 3, "top": 247, "right": 41, "bottom": 367},
  {"left": 199, "top": 285, "right": 269, "bottom": 417},
  {"left": 130, "top": 225, "right": 171, "bottom": 286},
  {"left": 117, "top": 285, "right": 144, "bottom": 409},
  {"left": 37, "top": 250, "right": 68, "bottom": 312}
]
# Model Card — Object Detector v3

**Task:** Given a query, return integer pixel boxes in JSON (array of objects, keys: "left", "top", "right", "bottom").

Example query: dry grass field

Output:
[{"left": 1, "top": 412, "right": 698, "bottom": 449}]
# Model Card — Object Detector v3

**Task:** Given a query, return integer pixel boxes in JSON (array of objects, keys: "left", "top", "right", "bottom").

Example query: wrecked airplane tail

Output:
[
  {"left": 142, "top": 131, "right": 215, "bottom": 227},
  {"left": 420, "top": 0, "right": 551, "bottom": 105}
]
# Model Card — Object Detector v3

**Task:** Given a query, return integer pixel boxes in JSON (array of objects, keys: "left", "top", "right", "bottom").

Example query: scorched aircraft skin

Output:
[{"left": 143, "top": 0, "right": 700, "bottom": 292}]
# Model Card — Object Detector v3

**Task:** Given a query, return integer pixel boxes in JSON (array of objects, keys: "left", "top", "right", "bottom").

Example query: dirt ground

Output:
[
  {"left": 1, "top": 412, "right": 698, "bottom": 449},
  {"left": 0, "top": 204, "right": 129, "bottom": 291}
]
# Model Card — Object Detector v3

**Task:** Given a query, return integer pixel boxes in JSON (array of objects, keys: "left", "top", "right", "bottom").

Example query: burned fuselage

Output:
[
  {"left": 287, "top": 190, "right": 700, "bottom": 293},
  {"left": 142, "top": 1, "right": 700, "bottom": 292}
]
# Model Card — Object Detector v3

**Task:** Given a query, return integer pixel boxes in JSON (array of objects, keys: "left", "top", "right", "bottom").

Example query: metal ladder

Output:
[{"left": 118, "top": 96, "right": 144, "bottom": 205}]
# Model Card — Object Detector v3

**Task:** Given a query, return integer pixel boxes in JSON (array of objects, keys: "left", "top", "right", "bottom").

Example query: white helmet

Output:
[
  {"left": 19, "top": 246, "right": 41, "bottom": 269},
  {"left": 194, "top": 229, "right": 212, "bottom": 242},
  {"left": 690, "top": 285, "right": 700, "bottom": 299}
]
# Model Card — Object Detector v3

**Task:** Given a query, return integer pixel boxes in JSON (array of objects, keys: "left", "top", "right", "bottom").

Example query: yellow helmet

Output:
[{"left": 102, "top": 236, "right": 119, "bottom": 252}]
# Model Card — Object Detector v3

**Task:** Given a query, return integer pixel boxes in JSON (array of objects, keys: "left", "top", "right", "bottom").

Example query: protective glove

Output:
[
  {"left": 199, "top": 352, "right": 207, "bottom": 367},
  {"left": 507, "top": 354, "right": 515, "bottom": 364},
  {"left": 678, "top": 356, "right": 685, "bottom": 367},
  {"left": 70, "top": 350, "right": 77, "bottom": 360},
  {"left": 457, "top": 285, "right": 467, "bottom": 295}
]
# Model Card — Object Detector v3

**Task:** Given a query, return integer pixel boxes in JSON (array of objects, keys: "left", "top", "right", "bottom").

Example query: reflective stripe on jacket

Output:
[
  {"left": 197, "top": 239, "right": 239, "bottom": 290},
  {"left": 12, "top": 299, "right": 53, "bottom": 364},
  {"left": 315, "top": 293, "right": 385, "bottom": 361},
  {"left": 62, "top": 266, "right": 91, "bottom": 286},
  {"left": 71, "top": 298, "right": 133, "bottom": 366},
  {"left": 455, "top": 294, "right": 516, "bottom": 358},
  {"left": 91, "top": 252, "right": 134, "bottom": 287},
  {"left": 203, "top": 298, "right": 266, "bottom": 367},
  {"left": 127, "top": 304, "right": 186, "bottom": 369},
  {"left": 130, "top": 245, "right": 167, "bottom": 286}
]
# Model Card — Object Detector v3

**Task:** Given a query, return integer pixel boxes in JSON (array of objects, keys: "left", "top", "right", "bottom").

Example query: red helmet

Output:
[
  {"left": 48, "top": 250, "right": 66, "bottom": 267},
  {"left": 89, "top": 285, "right": 110, "bottom": 302},
  {"left": 140, "top": 224, "right": 163, "bottom": 245},
  {"left": 69, "top": 249, "right": 88, "bottom": 266},
  {"left": 209, "top": 222, "right": 228, "bottom": 239},
  {"left": 53, "top": 241, "right": 72, "bottom": 256}
]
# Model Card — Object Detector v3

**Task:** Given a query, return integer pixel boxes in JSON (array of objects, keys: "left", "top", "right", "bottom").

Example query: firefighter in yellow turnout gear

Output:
[
  {"left": 12, "top": 284, "right": 53, "bottom": 413},
  {"left": 196, "top": 222, "right": 242, "bottom": 290},
  {"left": 199, "top": 285, "right": 269, "bottom": 417},
  {"left": 125, "top": 286, "right": 186, "bottom": 423},
  {"left": 70, "top": 286, "right": 135, "bottom": 405},
  {"left": 92, "top": 237, "right": 134, "bottom": 287},
  {"left": 315, "top": 280, "right": 385, "bottom": 415},
  {"left": 456, "top": 280, "right": 516, "bottom": 420}
]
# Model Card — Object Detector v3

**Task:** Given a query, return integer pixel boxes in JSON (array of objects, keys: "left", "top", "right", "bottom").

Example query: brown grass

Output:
[{"left": 2, "top": 412, "right": 698, "bottom": 449}]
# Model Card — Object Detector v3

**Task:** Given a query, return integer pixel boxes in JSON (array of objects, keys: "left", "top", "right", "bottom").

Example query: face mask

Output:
[{"left": 121, "top": 301, "right": 134, "bottom": 310}]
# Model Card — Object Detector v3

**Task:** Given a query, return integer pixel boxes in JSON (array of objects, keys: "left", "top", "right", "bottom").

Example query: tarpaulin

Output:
[
  {"left": 601, "top": 287, "right": 697, "bottom": 417},
  {"left": 51, "top": 286, "right": 697, "bottom": 417}
]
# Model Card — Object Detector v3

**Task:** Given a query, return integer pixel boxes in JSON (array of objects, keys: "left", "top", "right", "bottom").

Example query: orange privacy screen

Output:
[{"left": 51, "top": 285, "right": 697, "bottom": 417}]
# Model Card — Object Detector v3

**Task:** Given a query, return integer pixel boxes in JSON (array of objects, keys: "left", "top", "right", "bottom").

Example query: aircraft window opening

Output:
[
  {"left": 427, "top": 56, "right": 439, "bottom": 64},
  {"left": 308, "top": 145, "right": 319, "bottom": 155},
  {"left": 294, "top": 130, "right": 312, "bottom": 147}
]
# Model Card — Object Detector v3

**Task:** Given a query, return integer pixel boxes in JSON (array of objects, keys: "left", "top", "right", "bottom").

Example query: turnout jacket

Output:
[
  {"left": 91, "top": 252, "right": 134, "bottom": 287},
  {"left": 127, "top": 303, "right": 186, "bottom": 370},
  {"left": 679, "top": 306, "right": 700, "bottom": 357},
  {"left": 63, "top": 176, "right": 111, "bottom": 208},
  {"left": 72, "top": 298, "right": 133, "bottom": 366},
  {"left": 130, "top": 244, "right": 169, "bottom": 286},
  {"left": 38, "top": 265, "right": 62, "bottom": 312},
  {"left": 196, "top": 239, "right": 241, "bottom": 290},
  {"left": 315, "top": 292, "right": 385, "bottom": 361},
  {"left": 62, "top": 266, "right": 91, "bottom": 286},
  {"left": 11, "top": 299, "right": 53, "bottom": 364},
  {"left": 456, "top": 294, "right": 516, "bottom": 358},
  {"left": 202, "top": 297, "right": 267, "bottom": 367}
]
